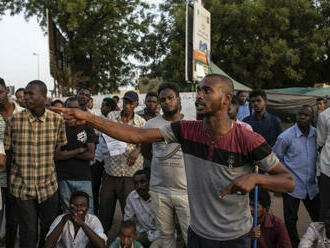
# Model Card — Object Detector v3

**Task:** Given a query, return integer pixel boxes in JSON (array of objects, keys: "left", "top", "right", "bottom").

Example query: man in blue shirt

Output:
[
  {"left": 243, "top": 89, "right": 282, "bottom": 146},
  {"left": 273, "top": 105, "right": 320, "bottom": 248},
  {"left": 236, "top": 91, "right": 250, "bottom": 121}
]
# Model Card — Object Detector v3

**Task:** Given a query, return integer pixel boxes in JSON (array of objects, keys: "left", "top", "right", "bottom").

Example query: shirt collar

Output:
[
  {"left": 252, "top": 111, "right": 268, "bottom": 120},
  {"left": 117, "top": 111, "right": 137, "bottom": 125},
  {"left": 294, "top": 123, "right": 315, "bottom": 138},
  {"left": 27, "top": 109, "right": 48, "bottom": 123},
  {"left": 132, "top": 190, "right": 151, "bottom": 202}
]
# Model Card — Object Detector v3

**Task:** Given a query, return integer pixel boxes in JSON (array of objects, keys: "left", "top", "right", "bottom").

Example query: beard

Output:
[{"left": 163, "top": 104, "right": 180, "bottom": 117}]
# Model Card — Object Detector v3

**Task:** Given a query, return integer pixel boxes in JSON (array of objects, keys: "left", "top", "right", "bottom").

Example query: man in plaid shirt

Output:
[{"left": 5, "top": 80, "right": 67, "bottom": 248}]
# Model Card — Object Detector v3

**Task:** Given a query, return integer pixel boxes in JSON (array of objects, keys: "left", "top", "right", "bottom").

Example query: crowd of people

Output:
[{"left": 0, "top": 74, "right": 329, "bottom": 248}]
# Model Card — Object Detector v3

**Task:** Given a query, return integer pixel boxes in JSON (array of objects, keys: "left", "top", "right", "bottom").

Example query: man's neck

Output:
[
  {"left": 79, "top": 104, "right": 87, "bottom": 111},
  {"left": 163, "top": 111, "right": 183, "bottom": 122},
  {"left": 142, "top": 194, "right": 150, "bottom": 201},
  {"left": 30, "top": 107, "right": 45, "bottom": 117},
  {"left": 203, "top": 111, "right": 233, "bottom": 140},
  {"left": 254, "top": 109, "right": 266, "bottom": 120},
  {"left": 298, "top": 125, "right": 310, "bottom": 137},
  {"left": 121, "top": 110, "right": 134, "bottom": 123}
]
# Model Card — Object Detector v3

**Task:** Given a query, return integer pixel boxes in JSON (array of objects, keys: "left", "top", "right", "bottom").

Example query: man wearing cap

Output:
[{"left": 98, "top": 91, "right": 146, "bottom": 235}]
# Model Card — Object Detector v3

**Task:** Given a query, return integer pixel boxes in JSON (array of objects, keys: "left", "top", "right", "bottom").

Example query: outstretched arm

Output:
[
  {"left": 45, "top": 214, "right": 71, "bottom": 248},
  {"left": 50, "top": 107, "right": 163, "bottom": 144}
]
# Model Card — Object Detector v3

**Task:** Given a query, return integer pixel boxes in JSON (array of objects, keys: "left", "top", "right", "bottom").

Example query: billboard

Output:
[{"left": 192, "top": 2, "right": 210, "bottom": 81}]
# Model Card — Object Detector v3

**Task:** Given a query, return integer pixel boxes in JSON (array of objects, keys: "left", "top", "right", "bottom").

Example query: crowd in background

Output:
[{"left": 0, "top": 75, "right": 329, "bottom": 248}]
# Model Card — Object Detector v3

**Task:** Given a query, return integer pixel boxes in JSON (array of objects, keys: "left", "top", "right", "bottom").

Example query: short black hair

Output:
[
  {"left": 120, "top": 220, "right": 136, "bottom": 232},
  {"left": 249, "top": 89, "right": 267, "bottom": 101},
  {"left": 51, "top": 99, "right": 64, "bottom": 106},
  {"left": 77, "top": 87, "right": 91, "bottom": 95},
  {"left": 236, "top": 91, "right": 247, "bottom": 96},
  {"left": 26, "top": 80, "right": 47, "bottom": 97},
  {"left": 133, "top": 169, "right": 150, "bottom": 180},
  {"left": 317, "top": 97, "right": 327, "bottom": 104},
  {"left": 145, "top": 92, "right": 158, "bottom": 100},
  {"left": 0, "top": 78, "right": 6, "bottom": 88},
  {"left": 158, "top": 83, "right": 180, "bottom": 97},
  {"left": 15, "top": 88, "right": 25, "bottom": 95},
  {"left": 103, "top": 97, "right": 117, "bottom": 110},
  {"left": 113, "top": 96, "right": 120, "bottom": 101},
  {"left": 249, "top": 188, "right": 271, "bottom": 209},
  {"left": 64, "top": 96, "right": 78, "bottom": 107},
  {"left": 204, "top": 74, "right": 234, "bottom": 94},
  {"left": 70, "top": 191, "right": 89, "bottom": 206}
]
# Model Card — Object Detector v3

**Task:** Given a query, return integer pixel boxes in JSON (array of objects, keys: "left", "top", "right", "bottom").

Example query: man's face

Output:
[
  {"left": 159, "top": 88, "right": 180, "bottom": 117},
  {"left": 70, "top": 196, "right": 88, "bottom": 219},
  {"left": 195, "top": 78, "right": 231, "bottom": 117},
  {"left": 250, "top": 201, "right": 265, "bottom": 219},
  {"left": 238, "top": 92, "right": 247, "bottom": 105},
  {"left": 77, "top": 89, "right": 91, "bottom": 107},
  {"left": 101, "top": 100, "right": 111, "bottom": 117},
  {"left": 87, "top": 98, "right": 93, "bottom": 110},
  {"left": 16, "top": 90, "right": 25, "bottom": 107},
  {"left": 317, "top": 100, "right": 326, "bottom": 112},
  {"left": 325, "top": 218, "right": 330, "bottom": 238},
  {"left": 120, "top": 227, "right": 136, "bottom": 248},
  {"left": 24, "top": 85, "right": 46, "bottom": 112},
  {"left": 0, "top": 85, "right": 9, "bottom": 108},
  {"left": 145, "top": 96, "right": 158, "bottom": 113},
  {"left": 122, "top": 98, "right": 138, "bottom": 115},
  {"left": 296, "top": 107, "right": 313, "bottom": 128},
  {"left": 134, "top": 174, "right": 149, "bottom": 199},
  {"left": 250, "top": 96, "right": 267, "bottom": 113}
]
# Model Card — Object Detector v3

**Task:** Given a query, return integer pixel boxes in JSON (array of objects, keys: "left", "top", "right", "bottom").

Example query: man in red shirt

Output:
[{"left": 249, "top": 188, "right": 292, "bottom": 248}]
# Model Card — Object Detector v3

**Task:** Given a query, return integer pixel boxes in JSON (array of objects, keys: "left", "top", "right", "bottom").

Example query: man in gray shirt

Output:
[
  {"left": 51, "top": 74, "right": 295, "bottom": 248},
  {"left": 144, "top": 83, "right": 190, "bottom": 247}
]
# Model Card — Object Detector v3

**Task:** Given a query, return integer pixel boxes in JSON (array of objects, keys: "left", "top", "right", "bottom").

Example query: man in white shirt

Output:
[
  {"left": 45, "top": 191, "right": 107, "bottom": 248},
  {"left": 124, "top": 169, "right": 161, "bottom": 248}
]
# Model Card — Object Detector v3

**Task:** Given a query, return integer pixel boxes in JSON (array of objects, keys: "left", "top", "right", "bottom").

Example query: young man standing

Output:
[
  {"left": 236, "top": 91, "right": 250, "bottom": 121},
  {"left": 313, "top": 97, "right": 327, "bottom": 127},
  {"left": 144, "top": 83, "right": 190, "bottom": 247},
  {"left": 56, "top": 97, "right": 97, "bottom": 214},
  {"left": 5, "top": 80, "right": 67, "bottom": 248},
  {"left": 137, "top": 92, "right": 159, "bottom": 121},
  {"left": 124, "top": 169, "right": 161, "bottom": 247},
  {"left": 273, "top": 105, "right": 320, "bottom": 248},
  {"left": 243, "top": 89, "right": 282, "bottom": 147},
  {"left": 45, "top": 191, "right": 107, "bottom": 248},
  {"left": 77, "top": 87, "right": 92, "bottom": 112},
  {"left": 98, "top": 91, "right": 145, "bottom": 234},
  {"left": 51, "top": 74, "right": 295, "bottom": 248}
]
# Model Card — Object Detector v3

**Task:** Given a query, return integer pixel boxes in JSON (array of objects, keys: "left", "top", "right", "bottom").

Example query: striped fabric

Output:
[{"left": 5, "top": 109, "right": 67, "bottom": 203}]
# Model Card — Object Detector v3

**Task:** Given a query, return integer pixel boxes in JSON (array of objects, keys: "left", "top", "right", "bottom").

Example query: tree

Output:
[
  {"left": 144, "top": 0, "right": 330, "bottom": 89},
  {"left": 1, "top": 0, "right": 153, "bottom": 93}
]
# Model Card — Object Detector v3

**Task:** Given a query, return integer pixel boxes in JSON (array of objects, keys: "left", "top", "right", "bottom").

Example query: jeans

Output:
[
  {"left": 99, "top": 174, "right": 135, "bottom": 233},
  {"left": 91, "top": 160, "right": 104, "bottom": 214},
  {"left": 58, "top": 180, "right": 94, "bottom": 214},
  {"left": 283, "top": 193, "right": 320, "bottom": 248},
  {"left": 15, "top": 191, "right": 59, "bottom": 248},
  {"left": 150, "top": 191, "right": 190, "bottom": 247},
  {"left": 187, "top": 227, "right": 251, "bottom": 248}
]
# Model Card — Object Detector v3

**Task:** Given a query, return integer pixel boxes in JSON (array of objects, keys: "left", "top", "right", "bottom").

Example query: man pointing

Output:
[{"left": 51, "top": 74, "right": 294, "bottom": 248}]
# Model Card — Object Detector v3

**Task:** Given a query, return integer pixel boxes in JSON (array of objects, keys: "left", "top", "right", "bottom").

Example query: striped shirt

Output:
[
  {"left": 160, "top": 120, "right": 279, "bottom": 241},
  {"left": 4, "top": 109, "right": 67, "bottom": 203}
]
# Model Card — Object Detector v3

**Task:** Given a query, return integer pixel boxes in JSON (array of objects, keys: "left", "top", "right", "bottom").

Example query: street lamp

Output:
[{"left": 32, "top": 52, "right": 40, "bottom": 80}]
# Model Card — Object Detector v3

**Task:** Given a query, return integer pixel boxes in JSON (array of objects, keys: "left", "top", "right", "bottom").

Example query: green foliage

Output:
[
  {"left": 145, "top": 0, "right": 330, "bottom": 89},
  {"left": 0, "top": 0, "right": 152, "bottom": 93}
]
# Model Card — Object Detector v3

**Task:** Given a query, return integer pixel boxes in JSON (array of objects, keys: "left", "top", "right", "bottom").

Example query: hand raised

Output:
[
  {"left": 219, "top": 173, "right": 257, "bottom": 199},
  {"left": 49, "top": 107, "right": 88, "bottom": 126}
]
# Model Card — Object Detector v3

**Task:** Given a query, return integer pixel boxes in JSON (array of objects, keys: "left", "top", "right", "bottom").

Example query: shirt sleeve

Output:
[
  {"left": 274, "top": 216, "right": 292, "bottom": 248},
  {"left": 89, "top": 216, "right": 108, "bottom": 242},
  {"left": 123, "top": 194, "right": 135, "bottom": 221},
  {"left": 56, "top": 117, "right": 67, "bottom": 147},
  {"left": 45, "top": 215, "right": 64, "bottom": 240},
  {"left": 94, "top": 135, "right": 104, "bottom": 162},
  {"left": 298, "top": 223, "right": 318, "bottom": 248},
  {"left": 274, "top": 117, "right": 283, "bottom": 140},
  {"left": 272, "top": 134, "right": 289, "bottom": 163},
  {"left": 317, "top": 112, "right": 328, "bottom": 148},
  {"left": 159, "top": 121, "right": 181, "bottom": 144}
]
